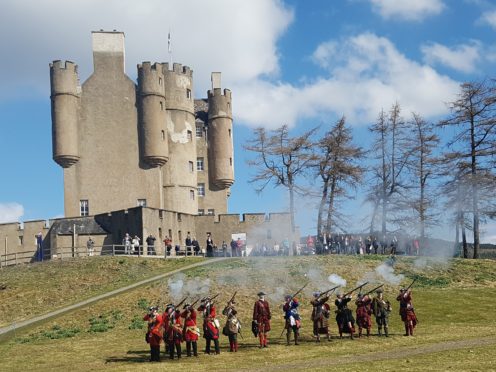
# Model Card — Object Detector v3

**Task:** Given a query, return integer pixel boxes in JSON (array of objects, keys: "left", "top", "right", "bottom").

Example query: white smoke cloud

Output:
[
  {"left": 328, "top": 274, "right": 347, "bottom": 287},
  {"left": 375, "top": 262, "right": 404, "bottom": 285}
]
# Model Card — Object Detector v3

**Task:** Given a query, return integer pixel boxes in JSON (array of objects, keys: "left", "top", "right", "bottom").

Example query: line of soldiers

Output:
[{"left": 143, "top": 284, "right": 417, "bottom": 362}]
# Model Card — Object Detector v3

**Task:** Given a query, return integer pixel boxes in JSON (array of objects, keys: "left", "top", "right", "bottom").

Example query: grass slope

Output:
[
  {"left": 0, "top": 256, "right": 203, "bottom": 327},
  {"left": 0, "top": 255, "right": 495, "bottom": 371}
]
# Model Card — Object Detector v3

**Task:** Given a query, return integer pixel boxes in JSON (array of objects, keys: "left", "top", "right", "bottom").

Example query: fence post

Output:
[{"left": 112, "top": 244, "right": 115, "bottom": 256}]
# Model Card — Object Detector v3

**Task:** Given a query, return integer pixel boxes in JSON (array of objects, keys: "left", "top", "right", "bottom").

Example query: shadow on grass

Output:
[{"left": 105, "top": 349, "right": 150, "bottom": 364}]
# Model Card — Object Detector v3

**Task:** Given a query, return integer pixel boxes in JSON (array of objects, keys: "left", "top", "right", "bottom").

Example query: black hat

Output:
[
  {"left": 376, "top": 288, "right": 384, "bottom": 293},
  {"left": 257, "top": 291, "right": 266, "bottom": 296}
]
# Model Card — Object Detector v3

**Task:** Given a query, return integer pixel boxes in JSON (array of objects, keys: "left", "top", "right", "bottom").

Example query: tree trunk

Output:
[
  {"left": 461, "top": 211, "right": 468, "bottom": 258},
  {"left": 325, "top": 178, "right": 337, "bottom": 236},
  {"left": 289, "top": 186, "right": 295, "bottom": 233},
  {"left": 470, "top": 117, "right": 479, "bottom": 259},
  {"left": 369, "top": 200, "right": 379, "bottom": 235},
  {"left": 317, "top": 180, "right": 329, "bottom": 238}
]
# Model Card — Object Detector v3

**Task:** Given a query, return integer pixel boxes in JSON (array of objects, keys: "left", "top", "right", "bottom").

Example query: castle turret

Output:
[
  {"left": 207, "top": 72, "right": 234, "bottom": 188},
  {"left": 161, "top": 63, "right": 197, "bottom": 214},
  {"left": 138, "top": 62, "right": 168, "bottom": 167},
  {"left": 50, "top": 60, "right": 80, "bottom": 168}
]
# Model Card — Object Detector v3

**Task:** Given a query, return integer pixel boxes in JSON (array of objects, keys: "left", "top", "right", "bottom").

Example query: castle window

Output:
[
  {"left": 178, "top": 213, "right": 182, "bottom": 222},
  {"left": 187, "top": 130, "right": 192, "bottom": 141},
  {"left": 186, "top": 89, "right": 192, "bottom": 100},
  {"left": 19, "top": 235, "right": 23, "bottom": 245},
  {"left": 137, "top": 199, "right": 147, "bottom": 207},
  {"left": 80, "top": 200, "right": 89, "bottom": 216},
  {"left": 198, "top": 209, "right": 205, "bottom": 216},
  {"left": 161, "top": 130, "right": 165, "bottom": 140},
  {"left": 197, "top": 157, "right": 204, "bottom": 171},
  {"left": 160, "top": 101, "right": 164, "bottom": 111},
  {"left": 228, "top": 129, "right": 231, "bottom": 137},
  {"left": 230, "top": 157, "right": 232, "bottom": 166},
  {"left": 197, "top": 183, "right": 205, "bottom": 197},
  {"left": 207, "top": 209, "right": 215, "bottom": 216},
  {"left": 196, "top": 125, "right": 203, "bottom": 138},
  {"left": 190, "top": 190, "right": 195, "bottom": 200},
  {"left": 159, "top": 77, "right": 162, "bottom": 85},
  {"left": 189, "top": 161, "right": 194, "bottom": 173}
]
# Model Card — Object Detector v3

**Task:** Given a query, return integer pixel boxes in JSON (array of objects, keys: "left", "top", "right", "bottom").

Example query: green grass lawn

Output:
[
  {"left": 0, "top": 256, "right": 203, "bottom": 327},
  {"left": 0, "top": 255, "right": 495, "bottom": 371}
]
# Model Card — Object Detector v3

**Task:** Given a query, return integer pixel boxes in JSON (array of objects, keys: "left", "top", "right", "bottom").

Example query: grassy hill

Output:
[{"left": 0, "top": 255, "right": 495, "bottom": 371}]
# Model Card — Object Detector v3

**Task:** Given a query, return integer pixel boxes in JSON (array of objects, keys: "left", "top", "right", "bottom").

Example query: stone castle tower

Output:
[{"left": 50, "top": 31, "right": 234, "bottom": 218}]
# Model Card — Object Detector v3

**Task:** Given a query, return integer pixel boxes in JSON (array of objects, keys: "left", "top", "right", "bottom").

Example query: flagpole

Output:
[{"left": 168, "top": 29, "right": 172, "bottom": 66}]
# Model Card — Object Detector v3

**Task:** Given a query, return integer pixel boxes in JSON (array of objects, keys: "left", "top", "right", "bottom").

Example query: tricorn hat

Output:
[
  {"left": 376, "top": 288, "right": 384, "bottom": 293},
  {"left": 257, "top": 291, "right": 266, "bottom": 296}
]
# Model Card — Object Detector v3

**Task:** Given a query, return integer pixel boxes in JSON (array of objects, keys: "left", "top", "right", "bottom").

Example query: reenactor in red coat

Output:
[
  {"left": 396, "top": 288, "right": 417, "bottom": 336},
  {"left": 181, "top": 303, "right": 200, "bottom": 357},
  {"left": 355, "top": 293, "right": 373, "bottom": 337},
  {"left": 253, "top": 291, "right": 271, "bottom": 348},
  {"left": 310, "top": 292, "right": 331, "bottom": 342},
  {"left": 143, "top": 306, "right": 163, "bottom": 362},
  {"left": 198, "top": 297, "right": 220, "bottom": 354},
  {"left": 163, "top": 304, "right": 183, "bottom": 359}
]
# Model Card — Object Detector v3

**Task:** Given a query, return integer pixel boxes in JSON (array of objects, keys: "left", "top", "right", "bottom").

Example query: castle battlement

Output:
[
  {"left": 162, "top": 62, "right": 193, "bottom": 77},
  {"left": 208, "top": 88, "right": 232, "bottom": 100},
  {"left": 137, "top": 62, "right": 163, "bottom": 72},
  {"left": 50, "top": 60, "right": 78, "bottom": 73}
]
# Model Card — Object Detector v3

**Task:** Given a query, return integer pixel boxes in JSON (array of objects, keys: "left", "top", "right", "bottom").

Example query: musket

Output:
[
  {"left": 189, "top": 298, "right": 201, "bottom": 308},
  {"left": 175, "top": 295, "right": 188, "bottom": 309},
  {"left": 228, "top": 291, "right": 237, "bottom": 304},
  {"left": 291, "top": 282, "right": 309, "bottom": 300},
  {"left": 342, "top": 282, "right": 368, "bottom": 297},
  {"left": 318, "top": 285, "right": 340, "bottom": 299},
  {"left": 404, "top": 278, "right": 416, "bottom": 291},
  {"left": 210, "top": 293, "right": 220, "bottom": 302},
  {"left": 363, "top": 284, "right": 384, "bottom": 297}
]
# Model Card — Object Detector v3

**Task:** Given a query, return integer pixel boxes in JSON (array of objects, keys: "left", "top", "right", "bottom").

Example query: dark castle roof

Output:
[{"left": 50, "top": 217, "right": 109, "bottom": 235}]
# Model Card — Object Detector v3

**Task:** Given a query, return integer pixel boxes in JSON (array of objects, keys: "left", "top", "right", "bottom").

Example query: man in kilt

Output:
[
  {"left": 335, "top": 293, "right": 355, "bottom": 339},
  {"left": 310, "top": 291, "right": 331, "bottom": 342},
  {"left": 396, "top": 288, "right": 417, "bottom": 336},
  {"left": 253, "top": 291, "right": 271, "bottom": 348},
  {"left": 355, "top": 293, "right": 373, "bottom": 337}
]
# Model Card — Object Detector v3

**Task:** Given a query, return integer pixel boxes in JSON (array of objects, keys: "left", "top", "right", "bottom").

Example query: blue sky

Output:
[{"left": 1, "top": 0, "right": 495, "bottom": 242}]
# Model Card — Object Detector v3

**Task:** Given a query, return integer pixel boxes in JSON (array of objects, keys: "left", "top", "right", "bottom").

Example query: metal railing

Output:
[{"left": 0, "top": 244, "right": 206, "bottom": 269}]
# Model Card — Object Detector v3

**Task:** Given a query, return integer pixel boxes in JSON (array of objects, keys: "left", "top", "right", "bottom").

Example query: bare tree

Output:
[
  {"left": 368, "top": 103, "right": 409, "bottom": 237},
  {"left": 245, "top": 125, "right": 317, "bottom": 232},
  {"left": 315, "top": 116, "right": 364, "bottom": 237},
  {"left": 439, "top": 80, "right": 496, "bottom": 258},
  {"left": 404, "top": 113, "right": 440, "bottom": 241}
]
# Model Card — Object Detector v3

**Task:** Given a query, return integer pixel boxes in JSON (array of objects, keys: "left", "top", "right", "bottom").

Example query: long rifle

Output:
[
  {"left": 175, "top": 295, "right": 188, "bottom": 309},
  {"left": 342, "top": 282, "right": 368, "bottom": 297},
  {"left": 190, "top": 298, "right": 201, "bottom": 308},
  {"left": 318, "top": 285, "right": 340, "bottom": 299},
  {"left": 403, "top": 278, "right": 416, "bottom": 291},
  {"left": 210, "top": 293, "right": 220, "bottom": 302},
  {"left": 363, "top": 284, "right": 383, "bottom": 296},
  {"left": 228, "top": 291, "right": 237, "bottom": 304}
]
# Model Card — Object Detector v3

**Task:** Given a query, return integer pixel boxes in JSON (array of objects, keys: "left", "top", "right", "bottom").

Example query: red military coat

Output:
[
  {"left": 143, "top": 313, "right": 163, "bottom": 347},
  {"left": 253, "top": 299, "right": 271, "bottom": 332},
  {"left": 396, "top": 291, "right": 417, "bottom": 325},
  {"left": 355, "top": 295, "right": 372, "bottom": 328},
  {"left": 198, "top": 303, "right": 218, "bottom": 339},
  {"left": 162, "top": 310, "right": 183, "bottom": 344},
  {"left": 180, "top": 309, "right": 199, "bottom": 342}
]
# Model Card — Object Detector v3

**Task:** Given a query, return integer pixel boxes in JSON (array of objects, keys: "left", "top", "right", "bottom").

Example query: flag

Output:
[{"left": 168, "top": 31, "right": 171, "bottom": 53}]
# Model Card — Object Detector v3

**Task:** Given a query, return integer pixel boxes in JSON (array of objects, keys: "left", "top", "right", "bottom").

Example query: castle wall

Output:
[
  {"left": 0, "top": 220, "right": 49, "bottom": 265},
  {"left": 195, "top": 213, "right": 299, "bottom": 251}
]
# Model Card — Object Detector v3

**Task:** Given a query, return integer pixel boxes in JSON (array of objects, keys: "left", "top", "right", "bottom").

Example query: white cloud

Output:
[
  {"left": 421, "top": 41, "right": 481, "bottom": 73},
  {"left": 0, "top": 202, "right": 24, "bottom": 223},
  {"left": 369, "top": 0, "right": 445, "bottom": 21},
  {"left": 0, "top": 0, "right": 293, "bottom": 99},
  {"left": 480, "top": 9, "right": 496, "bottom": 29},
  {"left": 236, "top": 33, "right": 460, "bottom": 128}
]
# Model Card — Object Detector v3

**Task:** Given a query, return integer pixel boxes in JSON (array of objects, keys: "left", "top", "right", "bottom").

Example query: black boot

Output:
[
  {"left": 294, "top": 331, "right": 299, "bottom": 345},
  {"left": 186, "top": 342, "right": 192, "bottom": 357},
  {"left": 384, "top": 327, "right": 389, "bottom": 337},
  {"left": 286, "top": 331, "right": 291, "bottom": 346},
  {"left": 176, "top": 344, "right": 182, "bottom": 359},
  {"left": 214, "top": 339, "right": 220, "bottom": 354},
  {"left": 193, "top": 342, "right": 198, "bottom": 357}
]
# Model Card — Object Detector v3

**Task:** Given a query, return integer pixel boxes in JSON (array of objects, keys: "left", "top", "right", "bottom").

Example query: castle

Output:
[
  {"left": 0, "top": 31, "right": 298, "bottom": 264},
  {"left": 51, "top": 30, "right": 233, "bottom": 217}
]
